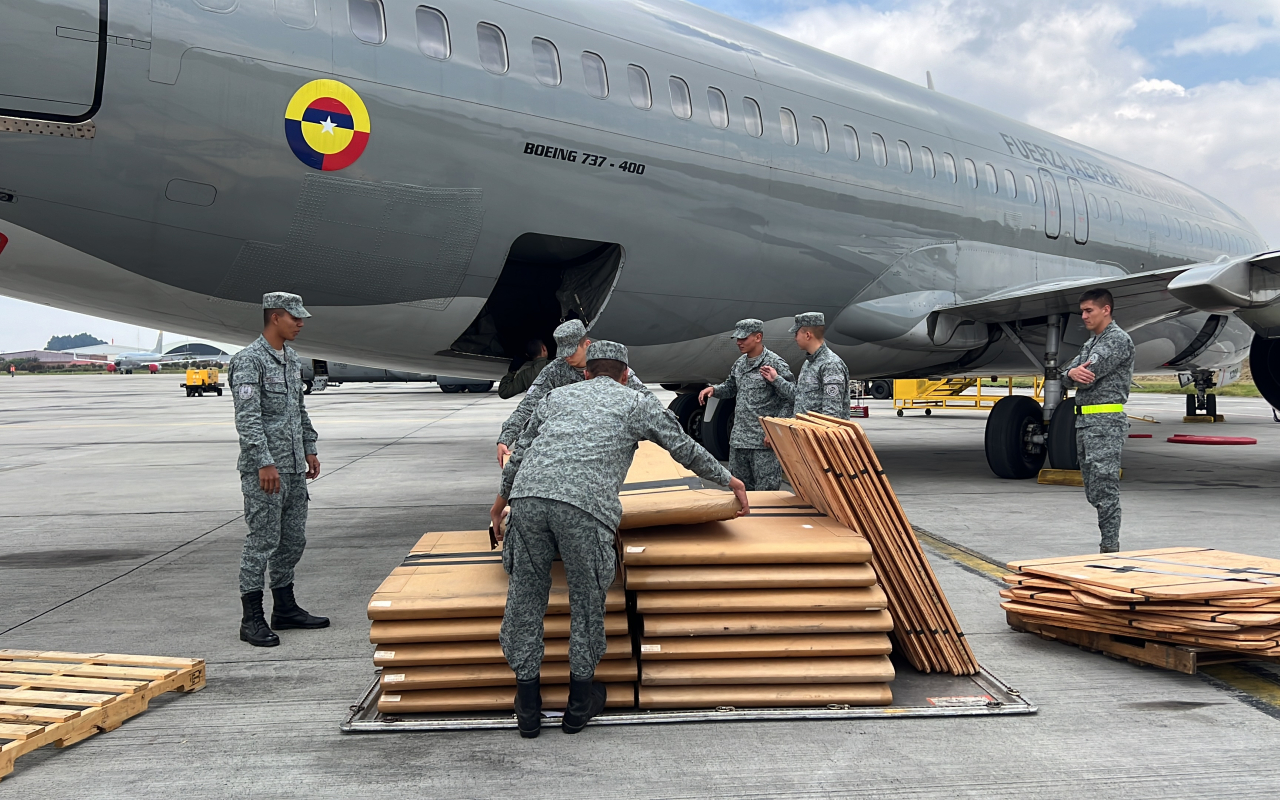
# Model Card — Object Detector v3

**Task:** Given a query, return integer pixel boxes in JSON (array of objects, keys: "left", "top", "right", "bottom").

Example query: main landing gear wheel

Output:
[
  {"left": 869, "top": 380, "right": 892, "bottom": 400},
  {"left": 700, "top": 396, "right": 735, "bottom": 461},
  {"left": 1047, "top": 397, "right": 1078, "bottom": 470},
  {"left": 985, "top": 395, "right": 1046, "bottom": 479},
  {"left": 667, "top": 393, "right": 704, "bottom": 441}
]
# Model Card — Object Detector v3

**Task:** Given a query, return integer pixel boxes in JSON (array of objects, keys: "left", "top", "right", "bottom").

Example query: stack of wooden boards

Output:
[
  {"left": 621, "top": 493, "right": 896, "bottom": 708},
  {"left": 760, "top": 414, "right": 979, "bottom": 675},
  {"left": 1001, "top": 548, "right": 1280, "bottom": 656}
]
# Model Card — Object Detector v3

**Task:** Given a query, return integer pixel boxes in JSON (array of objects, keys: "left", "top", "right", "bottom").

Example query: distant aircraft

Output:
[
  {"left": 102, "top": 332, "right": 223, "bottom": 373},
  {"left": 0, "top": 0, "right": 1275, "bottom": 477}
]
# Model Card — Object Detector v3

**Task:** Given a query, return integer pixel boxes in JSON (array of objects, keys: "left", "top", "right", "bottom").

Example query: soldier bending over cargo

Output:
[
  {"left": 1062, "top": 288, "right": 1135, "bottom": 553},
  {"left": 491, "top": 340, "right": 748, "bottom": 737}
]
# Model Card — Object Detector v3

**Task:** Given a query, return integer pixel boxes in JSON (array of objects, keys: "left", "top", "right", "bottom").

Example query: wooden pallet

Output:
[{"left": 0, "top": 649, "right": 205, "bottom": 783}]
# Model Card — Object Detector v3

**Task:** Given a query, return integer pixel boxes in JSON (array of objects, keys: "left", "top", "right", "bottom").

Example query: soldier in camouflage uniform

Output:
[
  {"left": 780, "top": 312, "right": 851, "bottom": 418},
  {"left": 496, "top": 319, "right": 652, "bottom": 466},
  {"left": 1062, "top": 288, "right": 1135, "bottom": 553},
  {"left": 698, "top": 319, "right": 794, "bottom": 490},
  {"left": 492, "top": 340, "right": 746, "bottom": 737},
  {"left": 229, "top": 292, "right": 329, "bottom": 648}
]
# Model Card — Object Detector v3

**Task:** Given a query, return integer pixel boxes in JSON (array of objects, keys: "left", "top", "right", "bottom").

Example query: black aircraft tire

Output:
[
  {"left": 700, "top": 396, "right": 736, "bottom": 461},
  {"left": 1251, "top": 334, "right": 1280, "bottom": 412},
  {"left": 668, "top": 393, "right": 704, "bottom": 441},
  {"left": 304, "top": 380, "right": 313, "bottom": 395},
  {"left": 869, "top": 380, "right": 892, "bottom": 400},
  {"left": 475, "top": 382, "right": 494, "bottom": 394},
  {"left": 1186, "top": 392, "right": 1196, "bottom": 417},
  {"left": 1047, "top": 398, "right": 1079, "bottom": 470},
  {"left": 439, "top": 384, "right": 462, "bottom": 393},
  {"left": 985, "top": 395, "right": 1046, "bottom": 479}
]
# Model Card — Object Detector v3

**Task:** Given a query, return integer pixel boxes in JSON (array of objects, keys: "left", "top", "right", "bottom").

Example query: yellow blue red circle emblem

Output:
[{"left": 284, "top": 80, "right": 370, "bottom": 171}]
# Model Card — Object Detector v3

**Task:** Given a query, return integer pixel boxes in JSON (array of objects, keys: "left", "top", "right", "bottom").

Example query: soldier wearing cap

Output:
[
  {"left": 784, "top": 312, "right": 851, "bottom": 419},
  {"left": 228, "top": 292, "right": 329, "bottom": 648},
  {"left": 496, "top": 319, "right": 652, "bottom": 466},
  {"left": 698, "top": 319, "right": 794, "bottom": 491},
  {"left": 492, "top": 340, "right": 747, "bottom": 738}
]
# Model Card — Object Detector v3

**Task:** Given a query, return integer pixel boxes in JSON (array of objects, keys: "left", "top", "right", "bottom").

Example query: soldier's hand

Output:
[
  {"left": 1068, "top": 365, "right": 1096, "bottom": 385},
  {"left": 258, "top": 465, "right": 281, "bottom": 494},
  {"left": 697, "top": 386, "right": 714, "bottom": 406},
  {"left": 305, "top": 455, "right": 321, "bottom": 480},
  {"left": 496, "top": 443, "right": 511, "bottom": 467},
  {"left": 760, "top": 365, "right": 777, "bottom": 383},
  {"left": 490, "top": 496, "right": 509, "bottom": 542},
  {"left": 728, "top": 477, "right": 750, "bottom": 517}
]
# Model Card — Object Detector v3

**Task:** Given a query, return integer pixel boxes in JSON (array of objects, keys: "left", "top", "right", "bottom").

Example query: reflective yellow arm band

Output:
[{"left": 1077, "top": 403, "right": 1124, "bottom": 414}]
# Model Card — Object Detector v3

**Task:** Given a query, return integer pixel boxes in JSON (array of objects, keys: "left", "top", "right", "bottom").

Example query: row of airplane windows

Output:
[{"left": 334, "top": 1, "right": 1261, "bottom": 256}]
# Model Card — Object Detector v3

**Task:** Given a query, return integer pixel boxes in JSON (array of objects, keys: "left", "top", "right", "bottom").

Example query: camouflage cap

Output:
[
  {"left": 729, "top": 319, "right": 764, "bottom": 339},
  {"left": 789, "top": 311, "right": 825, "bottom": 333},
  {"left": 553, "top": 319, "right": 588, "bottom": 358},
  {"left": 586, "top": 340, "right": 628, "bottom": 365},
  {"left": 263, "top": 292, "right": 311, "bottom": 319}
]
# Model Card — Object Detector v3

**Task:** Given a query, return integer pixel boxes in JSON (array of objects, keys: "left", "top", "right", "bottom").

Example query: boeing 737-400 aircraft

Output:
[{"left": 1, "top": 0, "right": 1276, "bottom": 477}]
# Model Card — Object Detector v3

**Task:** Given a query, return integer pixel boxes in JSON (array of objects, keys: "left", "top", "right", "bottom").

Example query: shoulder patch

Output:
[
  {"left": 238, "top": 385, "right": 255, "bottom": 400},
  {"left": 825, "top": 384, "right": 840, "bottom": 397}
]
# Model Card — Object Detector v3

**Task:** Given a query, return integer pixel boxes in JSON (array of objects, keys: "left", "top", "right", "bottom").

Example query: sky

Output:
[{"left": 2, "top": 0, "right": 1275, "bottom": 351}]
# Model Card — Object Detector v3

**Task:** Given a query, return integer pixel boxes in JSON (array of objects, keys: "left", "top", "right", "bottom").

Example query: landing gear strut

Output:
[
  {"left": 1184, "top": 369, "right": 1219, "bottom": 419},
  {"left": 986, "top": 315, "right": 1071, "bottom": 478}
]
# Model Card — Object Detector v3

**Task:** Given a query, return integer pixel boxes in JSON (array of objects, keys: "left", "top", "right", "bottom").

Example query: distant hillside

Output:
[{"left": 47, "top": 333, "right": 106, "bottom": 351}]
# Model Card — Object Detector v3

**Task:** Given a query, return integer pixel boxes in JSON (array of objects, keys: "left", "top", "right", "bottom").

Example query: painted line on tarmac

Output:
[{"left": 912, "top": 526, "right": 1007, "bottom": 582}]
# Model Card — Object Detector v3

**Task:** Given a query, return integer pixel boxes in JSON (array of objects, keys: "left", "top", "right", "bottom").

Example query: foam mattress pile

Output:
[
  {"left": 370, "top": 530, "right": 636, "bottom": 714},
  {"left": 1001, "top": 547, "right": 1280, "bottom": 655},
  {"left": 620, "top": 494, "right": 896, "bottom": 709}
]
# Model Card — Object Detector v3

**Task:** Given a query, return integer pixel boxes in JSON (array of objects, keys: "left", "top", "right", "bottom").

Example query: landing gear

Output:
[
  {"left": 667, "top": 393, "right": 704, "bottom": 441},
  {"left": 1047, "top": 397, "right": 1078, "bottom": 470},
  {"left": 985, "top": 395, "right": 1046, "bottom": 479},
  {"left": 1182, "top": 368, "right": 1219, "bottom": 419},
  {"left": 700, "top": 396, "right": 735, "bottom": 461},
  {"left": 868, "top": 380, "right": 892, "bottom": 400}
]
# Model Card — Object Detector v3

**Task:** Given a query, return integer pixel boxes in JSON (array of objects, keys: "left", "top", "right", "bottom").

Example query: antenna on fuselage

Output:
[{"left": 926, "top": 71, "right": 935, "bottom": 91}]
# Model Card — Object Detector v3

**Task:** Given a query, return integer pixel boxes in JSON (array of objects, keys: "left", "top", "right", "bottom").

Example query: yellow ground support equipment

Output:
[
  {"left": 893, "top": 377, "right": 1043, "bottom": 416},
  {"left": 181, "top": 368, "right": 223, "bottom": 397}
]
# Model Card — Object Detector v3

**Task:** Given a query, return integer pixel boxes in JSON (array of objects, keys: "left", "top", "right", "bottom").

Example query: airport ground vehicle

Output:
[{"left": 180, "top": 368, "right": 222, "bottom": 397}]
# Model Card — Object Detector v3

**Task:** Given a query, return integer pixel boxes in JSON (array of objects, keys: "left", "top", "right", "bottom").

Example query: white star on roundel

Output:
[{"left": 321, "top": 116, "right": 336, "bottom": 134}]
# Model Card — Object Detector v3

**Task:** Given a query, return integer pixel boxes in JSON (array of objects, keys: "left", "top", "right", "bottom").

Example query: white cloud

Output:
[
  {"left": 761, "top": 0, "right": 1279, "bottom": 245},
  {"left": 1172, "top": 21, "right": 1280, "bottom": 56}
]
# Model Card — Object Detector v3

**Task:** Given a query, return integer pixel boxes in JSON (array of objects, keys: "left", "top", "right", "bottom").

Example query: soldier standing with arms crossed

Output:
[
  {"left": 1062, "top": 288, "right": 1135, "bottom": 554},
  {"left": 491, "top": 341, "right": 747, "bottom": 737},
  {"left": 783, "top": 312, "right": 851, "bottom": 418},
  {"left": 698, "top": 319, "right": 794, "bottom": 490},
  {"left": 229, "top": 293, "right": 329, "bottom": 647}
]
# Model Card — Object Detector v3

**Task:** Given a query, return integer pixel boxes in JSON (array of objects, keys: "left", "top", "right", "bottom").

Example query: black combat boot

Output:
[
  {"left": 270, "top": 584, "right": 330, "bottom": 630},
  {"left": 514, "top": 678, "right": 542, "bottom": 738},
  {"left": 561, "top": 675, "right": 607, "bottom": 734},
  {"left": 240, "top": 591, "right": 280, "bottom": 647}
]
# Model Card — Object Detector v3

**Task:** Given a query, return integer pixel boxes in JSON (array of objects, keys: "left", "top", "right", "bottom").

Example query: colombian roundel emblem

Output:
[{"left": 284, "top": 80, "right": 370, "bottom": 171}]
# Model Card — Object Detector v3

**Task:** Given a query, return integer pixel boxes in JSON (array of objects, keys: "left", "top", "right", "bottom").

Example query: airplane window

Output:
[
  {"left": 628, "top": 65, "right": 652, "bottom": 109},
  {"left": 1003, "top": 168, "right": 1017, "bottom": 198},
  {"left": 921, "top": 146, "right": 935, "bottom": 178},
  {"left": 963, "top": 158, "right": 977, "bottom": 188},
  {"left": 983, "top": 163, "right": 997, "bottom": 193},
  {"left": 708, "top": 88, "right": 729, "bottom": 129},
  {"left": 779, "top": 108, "right": 798, "bottom": 146},
  {"left": 277, "top": 0, "right": 317, "bottom": 30},
  {"left": 1210, "top": 228, "right": 1219, "bottom": 250},
  {"left": 349, "top": 0, "right": 386, "bottom": 45},
  {"left": 871, "top": 134, "right": 887, "bottom": 167},
  {"left": 1024, "top": 175, "right": 1037, "bottom": 203},
  {"left": 942, "top": 153, "right": 957, "bottom": 183},
  {"left": 1174, "top": 218, "right": 1183, "bottom": 240},
  {"left": 812, "top": 117, "right": 829, "bottom": 153},
  {"left": 530, "top": 38, "right": 560, "bottom": 86},
  {"left": 476, "top": 22, "right": 508, "bottom": 74},
  {"left": 896, "top": 140, "right": 911, "bottom": 172},
  {"left": 1114, "top": 201, "right": 1123, "bottom": 225},
  {"left": 842, "top": 126, "right": 860, "bottom": 160},
  {"left": 1194, "top": 223, "right": 1203, "bottom": 245},
  {"left": 195, "top": 0, "right": 236, "bottom": 11},
  {"left": 581, "top": 52, "right": 608, "bottom": 99},
  {"left": 1087, "top": 194, "right": 1098, "bottom": 218},
  {"left": 669, "top": 77, "right": 692, "bottom": 119},
  {"left": 1138, "top": 207, "right": 1147, "bottom": 230},
  {"left": 1102, "top": 197, "right": 1112, "bottom": 222},
  {"left": 743, "top": 97, "right": 763, "bottom": 137},
  {"left": 415, "top": 7, "right": 449, "bottom": 59}
]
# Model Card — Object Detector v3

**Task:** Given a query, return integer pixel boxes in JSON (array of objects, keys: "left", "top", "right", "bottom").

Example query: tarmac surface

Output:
[{"left": 2, "top": 374, "right": 1280, "bottom": 798}]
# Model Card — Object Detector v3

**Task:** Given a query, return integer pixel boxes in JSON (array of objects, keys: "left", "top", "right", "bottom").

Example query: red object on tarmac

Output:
[
  {"left": 1167, "top": 434, "right": 1257, "bottom": 446},
  {"left": 1128, "top": 433, "right": 1152, "bottom": 439},
  {"left": 850, "top": 406, "right": 869, "bottom": 418}
]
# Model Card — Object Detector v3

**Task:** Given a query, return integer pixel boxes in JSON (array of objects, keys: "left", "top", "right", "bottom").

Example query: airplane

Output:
[
  {"left": 0, "top": 0, "right": 1275, "bottom": 478},
  {"left": 100, "top": 331, "right": 180, "bottom": 373}
]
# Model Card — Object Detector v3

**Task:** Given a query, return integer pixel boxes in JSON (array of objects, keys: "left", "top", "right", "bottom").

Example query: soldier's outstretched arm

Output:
[
  {"left": 499, "top": 398, "right": 548, "bottom": 499},
  {"left": 497, "top": 372, "right": 552, "bottom": 446},
  {"left": 639, "top": 395, "right": 732, "bottom": 486},
  {"left": 710, "top": 369, "right": 738, "bottom": 400},
  {"left": 230, "top": 360, "right": 274, "bottom": 470},
  {"left": 771, "top": 359, "right": 797, "bottom": 403}
]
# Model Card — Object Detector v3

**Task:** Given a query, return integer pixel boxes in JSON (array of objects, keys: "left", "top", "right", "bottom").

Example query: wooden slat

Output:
[
  {"left": 0, "top": 661, "right": 174, "bottom": 681},
  {"left": 0, "top": 704, "right": 79, "bottom": 724},
  {"left": 0, "top": 724, "right": 44, "bottom": 741},
  {"left": 0, "top": 674, "right": 146, "bottom": 694},
  {"left": 0, "top": 689, "right": 117, "bottom": 707},
  {"left": 0, "top": 650, "right": 200, "bottom": 669}
]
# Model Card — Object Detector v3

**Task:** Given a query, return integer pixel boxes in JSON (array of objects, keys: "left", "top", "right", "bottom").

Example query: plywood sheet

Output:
[
  {"left": 378, "top": 682, "right": 635, "bottom": 713},
  {"left": 640, "top": 656, "right": 895, "bottom": 685},
  {"left": 635, "top": 586, "right": 888, "bottom": 614},
  {"left": 369, "top": 613, "right": 629, "bottom": 644},
  {"left": 618, "top": 489, "right": 741, "bottom": 530},
  {"left": 619, "top": 515, "right": 870, "bottom": 566},
  {"left": 638, "top": 633, "right": 892, "bottom": 660},
  {"left": 1004, "top": 602, "right": 1280, "bottom": 653},
  {"left": 1015, "top": 550, "right": 1280, "bottom": 600},
  {"left": 642, "top": 610, "right": 894, "bottom": 637},
  {"left": 625, "top": 563, "right": 878, "bottom": 590},
  {"left": 373, "top": 636, "right": 632, "bottom": 667},
  {"left": 380, "top": 658, "right": 638, "bottom": 690},
  {"left": 368, "top": 562, "right": 624, "bottom": 620},
  {"left": 623, "top": 440, "right": 698, "bottom": 488},
  {"left": 639, "top": 683, "right": 892, "bottom": 709}
]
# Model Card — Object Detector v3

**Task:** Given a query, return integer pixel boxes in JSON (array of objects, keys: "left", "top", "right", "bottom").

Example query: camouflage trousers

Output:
[
  {"left": 239, "top": 471, "right": 309, "bottom": 594},
  {"left": 1077, "top": 424, "right": 1124, "bottom": 553},
  {"left": 729, "top": 446, "right": 783, "bottom": 491},
  {"left": 500, "top": 497, "right": 617, "bottom": 682}
]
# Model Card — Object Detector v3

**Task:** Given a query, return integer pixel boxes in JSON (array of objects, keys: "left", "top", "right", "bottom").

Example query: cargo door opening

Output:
[
  {"left": 0, "top": 0, "right": 105, "bottom": 121},
  {"left": 449, "top": 234, "right": 624, "bottom": 363}
]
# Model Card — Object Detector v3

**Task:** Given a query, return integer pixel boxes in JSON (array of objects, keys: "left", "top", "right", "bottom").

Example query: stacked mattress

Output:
[{"left": 620, "top": 496, "right": 896, "bottom": 709}]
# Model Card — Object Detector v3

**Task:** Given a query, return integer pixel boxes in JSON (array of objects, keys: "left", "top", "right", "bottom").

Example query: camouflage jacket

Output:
[
  {"left": 785, "top": 344, "right": 851, "bottom": 418},
  {"left": 710, "top": 348, "right": 794, "bottom": 448},
  {"left": 1063, "top": 321, "right": 1134, "bottom": 429},
  {"left": 501, "top": 377, "right": 732, "bottom": 528},
  {"left": 228, "top": 336, "right": 318, "bottom": 473},
  {"left": 498, "top": 356, "right": 549, "bottom": 399},
  {"left": 497, "top": 357, "right": 652, "bottom": 446}
]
